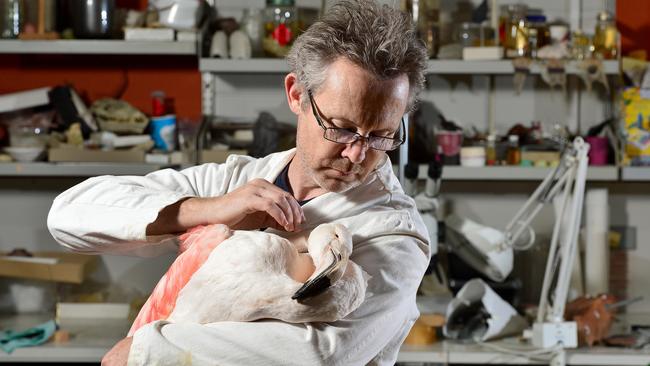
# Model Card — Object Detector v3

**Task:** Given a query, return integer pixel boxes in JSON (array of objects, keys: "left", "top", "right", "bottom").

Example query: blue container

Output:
[{"left": 150, "top": 115, "right": 177, "bottom": 151}]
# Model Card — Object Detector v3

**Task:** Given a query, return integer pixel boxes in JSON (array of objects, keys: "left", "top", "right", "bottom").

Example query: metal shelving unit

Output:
[
  {"left": 621, "top": 166, "right": 650, "bottom": 181},
  {"left": 427, "top": 165, "right": 619, "bottom": 181},
  {"left": 0, "top": 40, "right": 196, "bottom": 55},
  {"left": 199, "top": 58, "right": 619, "bottom": 75},
  {"left": 0, "top": 314, "right": 128, "bottom": 363},
  {"left": 0, "top": 162, "right": 172, "bottom": 177},
  {"left": 398, "top": 341, "right": 650, "bottom": 365}
]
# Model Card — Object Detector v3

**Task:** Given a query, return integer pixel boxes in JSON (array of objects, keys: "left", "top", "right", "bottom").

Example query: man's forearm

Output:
[{"left": 146, "top": 197, "right": 216, "bottom": 236}]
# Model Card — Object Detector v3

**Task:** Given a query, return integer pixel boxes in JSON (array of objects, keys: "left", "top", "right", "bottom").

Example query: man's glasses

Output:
[{"left": 307, "top": 90, "right": 405, "bottom": 151}]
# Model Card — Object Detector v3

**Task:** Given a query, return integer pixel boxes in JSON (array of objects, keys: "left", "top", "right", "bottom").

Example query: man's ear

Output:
[{"left": 285, "top": 73, "right": 304, "bottom": 116}]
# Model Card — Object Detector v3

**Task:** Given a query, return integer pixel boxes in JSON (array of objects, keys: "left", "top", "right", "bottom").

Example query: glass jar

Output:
[
  {"left": 241, "top": 8, "right": 265, "bottom": 57},
  {"left": 486, "top": 134, "right": 497, "bottom": 166},
  {"left": 504, "top": 4, "right": 528, "bottom": 58},
  {"left": 571, "top": 30, "right": 592, "bottom": 60},
  {"left": 263, "top": 0, "right": 298, "bottom": 58},
  {"left": 506, "top": 135, "right": 521, "bottom": 165},
  {"left": 525, "top": 15, "right": 549, "bottom": 58},
  {"left": 0, "top": 0, "right": 23, "bottom": 39},
  {"left": 480, "top": 23, "right": 495, "bottom": 47},
  {"left": 456, "top": 22, "right": 480, "bottom": 48},
  {"left": 593, "top": 11, "right": 618, "bottom": 59},
  {"left": 498, "top": 4, "right": 510, "bottom": 46}
]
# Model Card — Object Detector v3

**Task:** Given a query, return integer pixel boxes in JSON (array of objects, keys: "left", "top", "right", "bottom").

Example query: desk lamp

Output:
[{"left": 445, "top": 137, "right": 590, "bottom": 349}]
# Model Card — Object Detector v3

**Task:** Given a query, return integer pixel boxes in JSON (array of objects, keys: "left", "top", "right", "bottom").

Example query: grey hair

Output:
[{"left": 286, "top": 0, "right": 427, "bottom": 112}]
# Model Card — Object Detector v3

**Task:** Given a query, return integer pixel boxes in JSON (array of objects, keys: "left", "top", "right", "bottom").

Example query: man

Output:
[{"left": 47, "top": 0, "right": 431, "bottom": 364}]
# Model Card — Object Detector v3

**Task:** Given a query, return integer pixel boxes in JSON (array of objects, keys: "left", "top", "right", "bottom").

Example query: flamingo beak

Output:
[{"left": 291, "top": 246, "right": 343, "bottom": 302}]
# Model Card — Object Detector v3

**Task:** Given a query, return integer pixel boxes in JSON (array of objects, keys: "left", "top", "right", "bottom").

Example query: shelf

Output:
[
  {"left": 0, "top": 313, "right": 127, "bottom": 363},
  {"left": 199, "top": 58, "right": 619, "bottom": 75},
  {"left": 0, "top": 162, "right": 173, "bottom": 177},
  {"left": 621, "top": 167, "right": 650, "bottom": 181},
  {"left": 0, "top": 40, "right": 196, "bottom": 55},
  {"left": 418, "top": 165, "right": 618, "bottom": 181},
  {"left": 200, "top": 58, "right": 290, "bottom": 73},
  {"left": 398, "top": 340, "right": 650, "bottom": 365},
  {"left": 426, "top": 60, "right": 620, "bottom": 75}
]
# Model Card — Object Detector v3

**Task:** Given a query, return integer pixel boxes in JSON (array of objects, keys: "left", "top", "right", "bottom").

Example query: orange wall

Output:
[
  {"left": 0, "top": 54, "right": 201, "bottom": 120},
  {"left": 617, "top": 0, "right": 650, "bottom": 57}
]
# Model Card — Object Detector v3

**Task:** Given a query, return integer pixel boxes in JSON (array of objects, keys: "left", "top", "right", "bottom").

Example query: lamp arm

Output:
[
  {"left": 503, "top": 159, "right": 575, "bottom": 250},
  {"left": 532, "top": 138, "right": 590, "bottom": 324},
  {"left": 548, "top": 143, "right": 589, "bottom": 321}
]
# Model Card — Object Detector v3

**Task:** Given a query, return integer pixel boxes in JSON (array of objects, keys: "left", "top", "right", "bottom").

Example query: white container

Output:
[
  {"left": 4, "top": 146, "right": 45, "bottom": 162},
  {"left": 460, "top": 146, "right": 486, "bottom": 167},
  {"left": 0, "top": 279, "right": 56, "bottom": 313},
  {"left": 151, "top": 0, "right": 201, "bottom": 30}
]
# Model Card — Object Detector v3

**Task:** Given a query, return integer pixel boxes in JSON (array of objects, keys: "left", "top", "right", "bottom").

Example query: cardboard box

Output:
[
  {"left": 56, "top": 302, "right": 130, "bottom": 320},
  {"left": 521, "top": 150, "right": 561, "bottom": 164},
  {"left": 200, "top": 149, "right": 247, "bottom": 164},
  {"left": 49, "top": 147, "right": 145, "bottom": 163},
  {"left": 0, "top": 251, "right": 97, "bottom": 284}
]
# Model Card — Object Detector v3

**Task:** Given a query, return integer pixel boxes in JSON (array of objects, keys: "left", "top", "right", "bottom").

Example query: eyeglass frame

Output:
[{"left": 307, "top": 90, "right": 406, "bottom": 152}]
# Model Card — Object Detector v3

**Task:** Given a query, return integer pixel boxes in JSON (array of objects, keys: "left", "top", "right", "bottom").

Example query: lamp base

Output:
[{"left": 532, "top": 321, "right": 578, "bottom": 349}]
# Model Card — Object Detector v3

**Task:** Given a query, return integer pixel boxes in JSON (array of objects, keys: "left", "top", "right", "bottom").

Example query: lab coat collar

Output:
[{"left": 258, "top": 148, "right": 398, "bottom": 230}]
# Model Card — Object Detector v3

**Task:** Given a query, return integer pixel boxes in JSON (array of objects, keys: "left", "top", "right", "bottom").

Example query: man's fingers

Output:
[
  {"left": 256, "top": 186, "right": 297, "bottom": 231},
  {"left": 287, "top": 197, "right": 304, "bottom": 231},
  {"left": 256, "top": 197, "right": 289, "bottom": 229}
]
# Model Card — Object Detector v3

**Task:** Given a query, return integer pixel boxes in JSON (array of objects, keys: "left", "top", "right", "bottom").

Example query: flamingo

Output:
[{"left": 128, "top": 223, "right": 368, "bottom": 336}]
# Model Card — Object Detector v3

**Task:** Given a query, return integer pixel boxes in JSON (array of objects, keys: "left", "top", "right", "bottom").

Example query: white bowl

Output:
[
  {"left": 152, "top": 0, "right": 201, "bottom": 30},
  {"left": 4, "top": 146, "right": 45, "bottom": 162}
]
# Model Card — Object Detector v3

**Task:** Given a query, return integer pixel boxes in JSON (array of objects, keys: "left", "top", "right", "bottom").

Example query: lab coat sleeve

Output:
[
  {"left": 47, "top": 161, "right": 240, "bottom": 257},
  {"left": 128, "top": 234, "right": 429, "bottom": 366}
]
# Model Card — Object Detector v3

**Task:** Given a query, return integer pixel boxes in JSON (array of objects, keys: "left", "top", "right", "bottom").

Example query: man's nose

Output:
[{"left": 341, "top": 139, "right": 368, "bottom": 164}]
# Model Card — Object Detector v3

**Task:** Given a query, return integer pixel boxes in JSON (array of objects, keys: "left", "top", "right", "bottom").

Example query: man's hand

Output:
[
  {"left": 101, "top": 336, "right": 133, "bottom": 366},
  {"left": 210, "top": 178, "right": 305, "bottom": 232},
  {"left": 147, "top": 179, "right": 306, "bottom": 236}
]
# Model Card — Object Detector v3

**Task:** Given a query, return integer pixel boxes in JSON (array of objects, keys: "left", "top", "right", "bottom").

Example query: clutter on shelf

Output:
[
  {"left": 204, "top": 0, "right": 318, "bottom": 59},
  {"left": 0, "top": 85, "right": 193, "bottom": 164},
  {"left": 198, "top": 113, "right": 295, "bottom": 164},
  {"left": 0, "top": 0, "right": 206, "bottom": 42},
  {"left": 402, "top": 1, "right": 619, "bottom": 62}
]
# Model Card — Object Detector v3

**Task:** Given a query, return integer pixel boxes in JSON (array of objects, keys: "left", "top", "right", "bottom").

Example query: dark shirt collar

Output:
[{"left": 273, "top": 161, "right": 312, "bottom": 206}]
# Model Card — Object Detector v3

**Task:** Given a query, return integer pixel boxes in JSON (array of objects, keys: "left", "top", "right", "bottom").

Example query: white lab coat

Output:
[{"left": 47, "top": 149, "right": 432, "bottom": 366}]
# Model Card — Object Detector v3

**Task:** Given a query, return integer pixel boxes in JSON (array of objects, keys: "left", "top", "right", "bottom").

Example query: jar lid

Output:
[
  {"left": 508, "top": 134, "right": 519, "bottom": 142},
  {"left": 597, "top": 11, "right": 613, "bottom": 22},
  {"left": 460, "top": 22, "right": 480, "bottom": 29},
  {"left": 525, "top": 14, "right": 547, "bottom": 23},
  {"left": 267, "top": 0, "right": 295, "bottom": 6}
]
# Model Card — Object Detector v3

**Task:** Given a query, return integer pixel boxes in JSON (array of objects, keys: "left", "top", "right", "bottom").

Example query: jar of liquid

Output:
[
  {"left": 525, "top": 15, "right": 549, "bottom": 58},
  {"left": 486, "top": 134, "right": 497, "bottom": 166},
  {"left": 0, "top": 0, "right": 23, "bottom": 39},
  {"left": 263, "top": 0, "right": 298, "bottom": 58},
  {"left": 504, "top": 4, "right": 528, "bottom": 58},
  {"left": 457, "top": 22, "right": 480, "bottom": 48},
  {"left": 506, "top": 135, "right": 521, "bottom": 165},
  {"left": 571, "top": 30, "right": 593, "bottom": 60},
  {"left": 593, "top": 11, "right": 618, "bottom": 59}
]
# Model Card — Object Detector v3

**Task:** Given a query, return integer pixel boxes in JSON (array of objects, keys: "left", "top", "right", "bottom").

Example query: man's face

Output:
[{"left": 294, "top": 58, "right": 410, "bottom": 193}]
